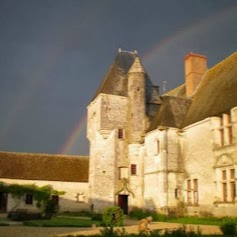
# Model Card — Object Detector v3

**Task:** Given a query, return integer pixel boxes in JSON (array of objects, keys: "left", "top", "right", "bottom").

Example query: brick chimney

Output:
[{"left": 185, "top": 52, "right": 207, "bottom": 97}]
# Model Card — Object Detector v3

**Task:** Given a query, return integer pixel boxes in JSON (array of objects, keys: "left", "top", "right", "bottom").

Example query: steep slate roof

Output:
[
  {"left": 0, "top": 151, "right": 89, "bottom": 182},
  {"left": 165, "top": 83, "right": 186, "bottom": 99},
  {"left": 148, "top": 96, "right": 191, "bottom": 131},
  {"left": 184, "top": 51, "right": 237, "bottom": 126},
  {"left": 93, "top": 50, "right": 161, "bottom": 104}
]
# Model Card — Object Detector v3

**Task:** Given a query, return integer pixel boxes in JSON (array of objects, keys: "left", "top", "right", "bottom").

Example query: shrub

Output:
[
  {"left": 91, "top": 213, "right": 103, "bottom": 221},
  {"left": 102, "top": 206, "right": 124, "bottom": 227},
  {"left": 8, "top": 209, "right": 42, "bottom": 221},
  {"left": 220, "top": 218, "right": 237, "bottom": 235},
  {"left": 44, "top": 199, "right": 59, "bottom": 219}
]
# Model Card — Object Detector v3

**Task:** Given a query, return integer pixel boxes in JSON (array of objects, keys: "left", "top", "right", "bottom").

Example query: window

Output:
[
  {"left": 222, "top": 170, "right": 227, "bottom": 180},
  {"left": 230, "top": 169, "right": 235, "bottom": 179},
  {"left": 131, "top": 164, "right": 137, "bottom": 175},
  {"left": 227, "top": 114, "right": 233, "bottom": 145},
  {"left": 25, "top": 194, "right": 33, "bottom": 205},
  {"left": 186, "top": 179, "right": 199, "bottom": 205},
  {"left": 230, "top": 182, "right": 236, "bottom": 202},
  {"left": 52, "top": 195, "right": 59, "bottom": 205},
  {"left": 156, "top": 140, "right": 160, "bottom": 154},
  {"left": 222, "top": 183, "right": 227, "bottom": 202},
  {"left": 220, "top": 168, "right": 236, "bottom": 202},
  {"left": 175, "top": 188, "right": 179, "bottom": 199},
  {"left": 118, "top": 129, "right": 124, "bottom": 139},
  {"left": 193, "top": 179, "right": 198, "bottom": 205},
  {"left": 219, "top": 113, "right": 233, "bottom": 146},
  {"left": 230, "top": 169, "right": 236, "bottom": 202},
  {"left": 220, "top": 117, "right": 224, "bottom": 146},
  {"left": 187, "top": 180, "right": 192, "bottom": 205}
]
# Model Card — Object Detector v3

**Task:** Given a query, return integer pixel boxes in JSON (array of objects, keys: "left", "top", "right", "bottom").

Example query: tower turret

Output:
[{"left": 127, "top": 55, "right": 146, "bottom": 143}]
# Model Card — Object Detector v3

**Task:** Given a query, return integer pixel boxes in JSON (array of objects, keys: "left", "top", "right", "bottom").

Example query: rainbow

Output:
[
  {"left": 142, "top": 3, "right": 237, "bottom": 65},
  {"left": 39, "top": 3, "right": 237, "bottom": 155},
  {"left": 59, "top": 112, "right": 87, "bottom": 154}
]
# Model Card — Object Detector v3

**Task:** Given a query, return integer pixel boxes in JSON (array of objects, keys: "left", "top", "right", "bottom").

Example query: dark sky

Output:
[{"left": 0, "top": 0, "right": 236, "bottom": 155}]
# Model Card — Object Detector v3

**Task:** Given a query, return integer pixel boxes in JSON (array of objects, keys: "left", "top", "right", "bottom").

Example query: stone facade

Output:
[
  {"left": 1, "top": 50, "right": 236, "bottom": 217},
  {"left": 87, "top": 50, "right": 237, "bottom": 217},
  {"left": 1, "top": 178, "right": 89, "bottom": 213}
]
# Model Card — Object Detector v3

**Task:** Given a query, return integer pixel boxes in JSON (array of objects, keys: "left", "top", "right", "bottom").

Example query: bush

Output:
[
  {"left": 43, "top": 199, "right": 59, "bottom": 219},
  {"left": 8, "top": 209, "right": 42, "bottom": 221},
  {"left": 220, "top": 218, "right": 237, "bottom": 235},
  {"left": 102, "top": 206, "right": 124, "bottom": 227},
  {"left": 91, "top": 213, "right": 103, "bottom": 221}
]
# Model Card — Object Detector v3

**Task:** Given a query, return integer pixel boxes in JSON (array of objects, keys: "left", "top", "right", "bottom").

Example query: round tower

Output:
[{"left": 127, "top": 54, "right": 146, "bottom": 143}]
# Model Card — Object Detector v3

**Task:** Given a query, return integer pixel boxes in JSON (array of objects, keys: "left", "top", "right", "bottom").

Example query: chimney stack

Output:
[{"left": 185, "top": 52, "right": 207, "bottom": 97}]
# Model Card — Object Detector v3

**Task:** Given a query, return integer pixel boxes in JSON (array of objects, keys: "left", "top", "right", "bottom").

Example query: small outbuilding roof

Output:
[{"left": 0, "top": 151, "right": 89, "bottom": 182}]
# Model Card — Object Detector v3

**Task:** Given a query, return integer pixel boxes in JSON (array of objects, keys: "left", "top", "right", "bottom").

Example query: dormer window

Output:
[{"left": 219, "top": 112, "right": 233, "bottom": 146}]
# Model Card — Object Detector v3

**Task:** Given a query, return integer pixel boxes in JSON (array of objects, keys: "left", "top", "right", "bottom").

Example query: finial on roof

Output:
[
  {"left": 163, "top": 81, "right": 167, "bottom": 94},
  {"left": 134, "top": 49, "right": 138, "bottom": 54},
  {"left": 118, "top": 48, "right": 122, "bottom": 52}
]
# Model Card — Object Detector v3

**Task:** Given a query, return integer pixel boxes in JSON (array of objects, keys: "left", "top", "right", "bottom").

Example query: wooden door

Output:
[{"left": 118, "top": 194, "right": 128, "bottom": 214}]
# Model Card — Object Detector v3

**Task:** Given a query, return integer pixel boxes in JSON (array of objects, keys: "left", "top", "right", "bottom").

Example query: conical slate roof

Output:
[{"left": 93, "top": 50, "right": 161, "bottom": 105}]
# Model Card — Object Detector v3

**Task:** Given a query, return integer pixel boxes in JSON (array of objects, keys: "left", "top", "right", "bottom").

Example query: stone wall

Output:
[
  {"left": 87, "top": 94, "right": 129, "bottom": 212},
  {"left": 0, "top": 178, "right": 89, "bottom": 213}
]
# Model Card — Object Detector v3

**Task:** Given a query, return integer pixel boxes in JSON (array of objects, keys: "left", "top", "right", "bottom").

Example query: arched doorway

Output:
[{"left": 118, "top": 194, "right": 128, "bottom": 214}]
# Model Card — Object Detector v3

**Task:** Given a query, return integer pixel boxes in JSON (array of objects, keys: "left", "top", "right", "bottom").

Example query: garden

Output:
[{"left": 1, "top": 182, "right": 237, "bottom": 236}]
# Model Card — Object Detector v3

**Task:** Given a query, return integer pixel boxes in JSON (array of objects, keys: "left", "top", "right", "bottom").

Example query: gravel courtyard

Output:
[{"left": 0, "top": 222, "right": 222, "bottom": 237}]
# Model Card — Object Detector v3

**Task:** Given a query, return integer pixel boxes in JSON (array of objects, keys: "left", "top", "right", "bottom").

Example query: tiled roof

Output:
[
  {"left": 0, "top": 151, "right": 89, "bottom": 182},
  {"left": 148, "top": 51, "right": 237, "bottom": 131},
  {"left": 184, "top": 51, "right": 237, "bottom": 126}
]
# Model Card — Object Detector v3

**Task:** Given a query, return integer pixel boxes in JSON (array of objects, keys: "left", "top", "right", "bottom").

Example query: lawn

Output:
[
  {"left": 23, "top": 216, "right": 101, "bottom": 227},
  {"left": 166, "top": 217, "right": 227, "bottom": 226}
]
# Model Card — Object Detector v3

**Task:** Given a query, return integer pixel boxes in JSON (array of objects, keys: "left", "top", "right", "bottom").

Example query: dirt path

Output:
[
  {"left": 0, "top": 222, "right": 222, "bottom": 237},
  {"left": 58, "top": 222, "right": 222, "bottom": 236},
  {"left": 0, "top": 226, "right": 88, "bottom": 237}
]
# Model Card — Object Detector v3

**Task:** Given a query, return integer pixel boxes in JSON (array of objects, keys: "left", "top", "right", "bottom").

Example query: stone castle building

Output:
[
  {"left": 1, "top": 49, "right": 237, "bottom": 217},
  {"left": 87, "top": 49, "right": 237, "bottom": 216}
]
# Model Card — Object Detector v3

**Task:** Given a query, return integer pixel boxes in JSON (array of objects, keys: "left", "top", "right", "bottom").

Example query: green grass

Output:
[
  {"left": 166, "top": 217, "right": 224, "bottom": 226},
  {"left": 23, "top": 216, "right": 101, "bottom": 227}
]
